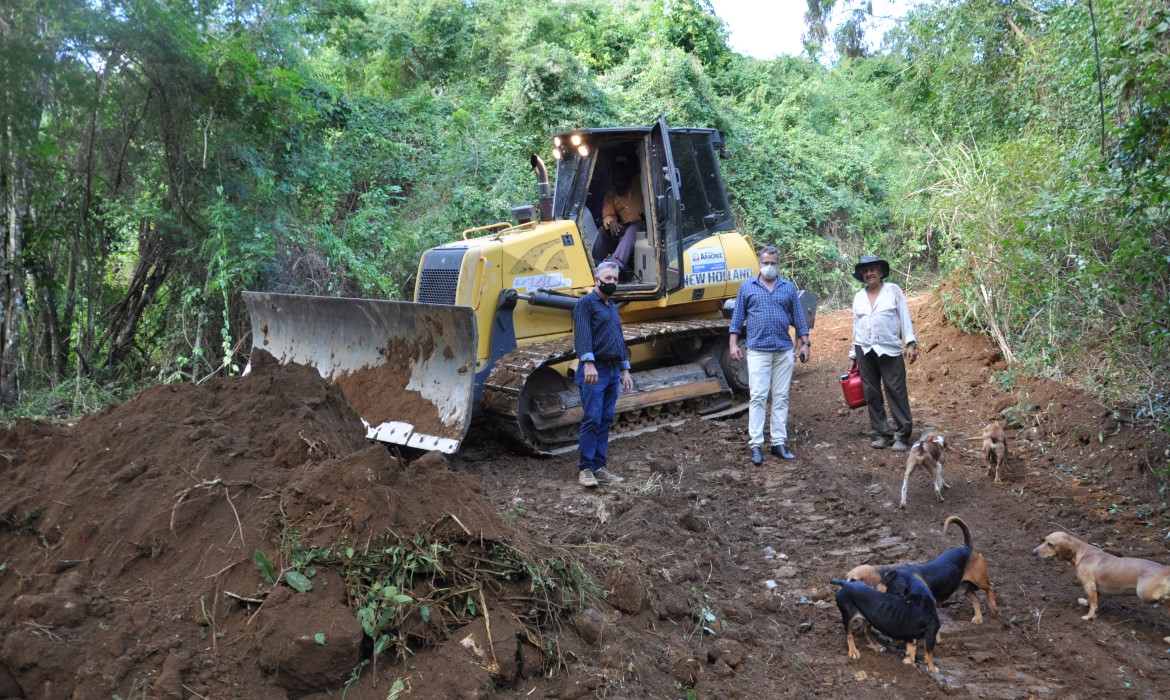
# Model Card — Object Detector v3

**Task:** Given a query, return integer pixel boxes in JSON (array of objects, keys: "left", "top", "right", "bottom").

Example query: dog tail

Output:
[{"left": 943, "top": 515, "right": 973, "bottom": 548}]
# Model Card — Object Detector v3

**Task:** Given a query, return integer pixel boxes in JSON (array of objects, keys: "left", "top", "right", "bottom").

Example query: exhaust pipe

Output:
[{"left": 530, "top": 154, "right": 553, "bottom": 222}]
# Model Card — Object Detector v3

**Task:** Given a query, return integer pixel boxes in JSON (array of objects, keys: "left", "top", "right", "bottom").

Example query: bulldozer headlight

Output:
[
  {"left": 577, "top": 144, "right": 589, "bottom": 157},
  {"left": 552, "top": 147, "right": 563, "bottom": 160},
  {"left": 553, "top": 135, "right": 562, "bottom": 147},
  {"left": 570, "top": 133, "right": 582, "bottom": 146}
]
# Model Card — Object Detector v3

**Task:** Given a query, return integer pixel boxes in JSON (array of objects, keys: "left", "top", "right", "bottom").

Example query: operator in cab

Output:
[{"left": 592, "top": 157, "right": 644, "bottom": 274}]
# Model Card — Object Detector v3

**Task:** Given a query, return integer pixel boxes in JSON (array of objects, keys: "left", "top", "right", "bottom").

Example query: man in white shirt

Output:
[{"left": 848, "top": 255, "right": 918, "bottom": 451}]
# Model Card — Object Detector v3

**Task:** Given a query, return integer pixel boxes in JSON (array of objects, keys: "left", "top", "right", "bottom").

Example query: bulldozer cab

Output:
[{"left": 550, "top": 118, "right": 736, "bottom": 298}]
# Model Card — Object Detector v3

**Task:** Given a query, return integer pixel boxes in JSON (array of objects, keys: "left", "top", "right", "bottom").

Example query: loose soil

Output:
[
  {"left": 334, "top": 333, "right": 454, "bottom": 438},
  {"left": 2, "top": 295, "right": 1169, "bottom": 699}
]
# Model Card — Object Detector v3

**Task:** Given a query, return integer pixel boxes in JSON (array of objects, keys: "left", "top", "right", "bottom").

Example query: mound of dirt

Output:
[{"left": 0, "top": 350, "right": 549, "bottom": 700}]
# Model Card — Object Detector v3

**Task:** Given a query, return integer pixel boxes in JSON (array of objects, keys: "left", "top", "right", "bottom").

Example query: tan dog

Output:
[
  {"left": 847, "top": 515, "right": 998, "bottom": 625},
  {"left": 1033, "top": 531, "right": 1170, "bottom": 643},
  {"left": 980, "top": 422, "right": 1008, "bottom": 482},
  {"left": 899, "top": 430, "right": 949, "bottom": 509}
]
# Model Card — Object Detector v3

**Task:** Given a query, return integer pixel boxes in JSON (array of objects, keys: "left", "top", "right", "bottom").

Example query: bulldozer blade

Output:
[{"left": 243, "top": 292, "right": 477, "bottom": 453}]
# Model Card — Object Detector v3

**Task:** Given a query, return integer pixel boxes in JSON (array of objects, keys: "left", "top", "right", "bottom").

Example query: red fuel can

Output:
[{"left": 840, "top": 367, "right": 866, "bottom": 409}]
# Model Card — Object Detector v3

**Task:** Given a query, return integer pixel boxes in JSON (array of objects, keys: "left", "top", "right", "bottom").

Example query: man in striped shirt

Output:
[
  {"left": 728, "top": 246, "right": 811, "bottom": 465},
  {"left": 572, "top": 260, "right": 633, "bottom": 487}
]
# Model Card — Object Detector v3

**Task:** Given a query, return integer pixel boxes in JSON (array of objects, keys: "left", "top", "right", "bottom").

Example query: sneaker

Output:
[
  {"left": 750, "top": 446, "right": 764, "bottom": 465},
  {"left": 770, "top": 443, "right": 796, "bottom": 460},
  {"left": 578, "top": 469, "right": 598, "bottom": 487},
  {"left": 891, "top": 440, "right": 910, "bottom": 452},
  {"left": 870, "top": 437, "right": 890, "bottom": 449},
  {"left": 593, "top": 467, "right": 625, "bottom": 484}
]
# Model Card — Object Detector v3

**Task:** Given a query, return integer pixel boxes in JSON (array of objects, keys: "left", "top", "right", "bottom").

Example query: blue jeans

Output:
[{"left": 576, "top": 363, "right": 621, "bottom": 471}]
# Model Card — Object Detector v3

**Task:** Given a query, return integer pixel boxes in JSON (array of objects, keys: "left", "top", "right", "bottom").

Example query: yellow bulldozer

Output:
[{"left": 243, "top": 118, "right": 816, "bottom": 454}]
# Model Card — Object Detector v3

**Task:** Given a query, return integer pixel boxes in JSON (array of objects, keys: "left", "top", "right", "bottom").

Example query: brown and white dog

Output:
[
  {"left": 1033, "top": 531, "right": 1170, "bottom": 643},
  {"left": 980, "top": 422, "right": 1008, "bottom": 483},
  {"left": 900, "top": 430, "right": 949, "bottom": 509}
]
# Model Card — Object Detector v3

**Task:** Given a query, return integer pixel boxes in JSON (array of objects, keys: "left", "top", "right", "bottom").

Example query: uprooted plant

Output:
[{"left": 258, "top": 512, "right": 593, "bottom": 684}]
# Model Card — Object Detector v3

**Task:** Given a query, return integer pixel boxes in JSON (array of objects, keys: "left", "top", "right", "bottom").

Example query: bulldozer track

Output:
[{"left": 482, "top": 318, "right": 733, "bottom": 453}]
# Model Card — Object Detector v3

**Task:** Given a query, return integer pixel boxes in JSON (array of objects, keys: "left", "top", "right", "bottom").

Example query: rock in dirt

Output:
[
  {"left": 657, "top": 589, "right": 691, "bottom": 620},
  {"left": 11, "top": 571, "right": 88, "bottom": 628},
  {"left": 152, "top": 651, "right": 190, "bottom": 700},
  {"left": 676, "top": 509, "right": 706, "bottom": 532},
  {"left": 454, "top": 610, "right": 522, "bottom": 681},
  {"left": 0, "top": 664, "right": 23, "bottom": 698},
  {"left": 556, "top": 675, "right": 601, "bottom": 699},
  {"left": 573, "top": 608, "right": 613, "bottom": 647},
  {"left": 256, "top": 590, "right": 364, "bottom": 694},
  {"left": 518, "top": 641, "right": 544, "bottom": 679},
  {"left": 672, "top": 657, "right": 702, "bottom": 687},
  {"left": 604, "top": 567, "right": 648, "bottom": 614},
  {"left": 708, "top": 638, "right": 745, "bottom": 668}
]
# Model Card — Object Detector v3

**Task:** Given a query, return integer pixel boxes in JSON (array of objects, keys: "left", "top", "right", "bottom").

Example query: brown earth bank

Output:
[{"left": 2, "top": 295, "right": 1169, "bottom": 699}]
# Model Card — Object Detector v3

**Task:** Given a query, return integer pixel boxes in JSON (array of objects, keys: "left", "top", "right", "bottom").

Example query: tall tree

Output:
[{"left": 0, "top": 0, "right": 86, "bottom": 405}]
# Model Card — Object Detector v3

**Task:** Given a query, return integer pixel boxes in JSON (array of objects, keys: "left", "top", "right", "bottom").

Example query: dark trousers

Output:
[
  {"left": 592, "top": 221, "right": 642, "bottom": 268},
  {"left": 855, "top": 346, "right": 913, "bottom": 443},
  {"left": 576, "top": 363, "right": 621, "bottom": 471}
]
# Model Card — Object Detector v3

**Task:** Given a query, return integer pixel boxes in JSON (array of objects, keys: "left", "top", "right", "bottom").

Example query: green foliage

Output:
[
  {"left": 650, "top": 0, "right": 731, "bottom": 70},
  {"left": 498, "top": 42, "right": 610, "bottom": 144},
  {"left": 3, "top": 0, "right": 1166, "bottom": 428},
  {"left": 719, "top": 54, "right": 910, "bottom": 299},
  {"left": 2, "top": 376, "right": 131, "bottom": 423},
  {"left": 895, "top": 0, "right": 1169, "bottom": 411},
  {"left": 603, "top": 44, "right": 725, "bottom": 129},
  {"left": 253, "top": 549, "right": 277, "bottom": 584},
  {"left": 285, "top": 571, "right": 313, "bottom": 593}
]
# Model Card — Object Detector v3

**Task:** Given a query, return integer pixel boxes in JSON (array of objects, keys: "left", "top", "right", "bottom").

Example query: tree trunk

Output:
[
  {"left": 1, "top": 7, "right": 58, "bottom": 406},
  {"left": 101, "top": 222, "right": 175, "bottom": 375},
  {"left": 1, "top": 122, "right": 28, "bottom": 407}
]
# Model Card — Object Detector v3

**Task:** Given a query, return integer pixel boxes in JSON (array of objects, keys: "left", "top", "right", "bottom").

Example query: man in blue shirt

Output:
[
  {"left": 572, "top": 260, "right": 634, "bottom": 487},
  {"left": 728, "top": 246, "right": 811, "bottom": 465}
]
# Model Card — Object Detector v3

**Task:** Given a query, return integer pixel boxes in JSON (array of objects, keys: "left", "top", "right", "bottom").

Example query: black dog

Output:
[
  {"left": 831, "top": 570, "right": 940, "bottom": 672},
  {"left": 849, "top": 515, "right": 997, "bottom": 625}
]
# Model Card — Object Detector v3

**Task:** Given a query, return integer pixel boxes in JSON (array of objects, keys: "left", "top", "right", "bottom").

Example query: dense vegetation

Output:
[{"left": 1, "top": 0, "right": 1166, "bottom": 425}]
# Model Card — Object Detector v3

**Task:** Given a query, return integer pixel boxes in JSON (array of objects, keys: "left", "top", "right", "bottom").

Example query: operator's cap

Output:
[{"left": 853, "top": 254, "right": 890, "bottom": 282}]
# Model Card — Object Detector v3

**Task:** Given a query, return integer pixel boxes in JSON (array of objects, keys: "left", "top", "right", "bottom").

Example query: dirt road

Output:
[{"left": 459, "top": 295, "right": 1170, "bottom": 698}]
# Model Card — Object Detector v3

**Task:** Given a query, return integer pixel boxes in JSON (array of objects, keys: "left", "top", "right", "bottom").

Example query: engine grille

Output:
[{"left": 416, "top": 247, "right": 466, "bottom": 305}]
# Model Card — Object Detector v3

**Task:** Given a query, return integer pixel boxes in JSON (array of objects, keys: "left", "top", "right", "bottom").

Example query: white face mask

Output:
[{"left": 760, "top": 264, "right": 778, "bottom": 280}]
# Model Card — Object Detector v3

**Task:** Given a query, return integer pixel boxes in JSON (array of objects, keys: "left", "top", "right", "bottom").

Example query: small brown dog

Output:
[
  {"left": 980, "top": 422, "right": 1008, "bottom": 482},
  {"left": 899, "top": 430, "right": 949, "bottom": 509},
  {"left": 1033, "top": 531, "right": 1170, "bottom": 642}
]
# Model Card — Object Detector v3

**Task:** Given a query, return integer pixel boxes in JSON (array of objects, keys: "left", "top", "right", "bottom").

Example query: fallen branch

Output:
[
  {"left": 22, "top": 621, "right": 63, "bottom": 641},
  {"left": 223, "top": 590, "right": 265, "bottom": 605},
  {"left": 224, "top": 486, "right": 245, "bottom": 548},
  {"left": 170, "top": 478, "right": 225, "bottom": 533},
  {"left": 478, "top": 588, "right": 500, "bottom": 676}
]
